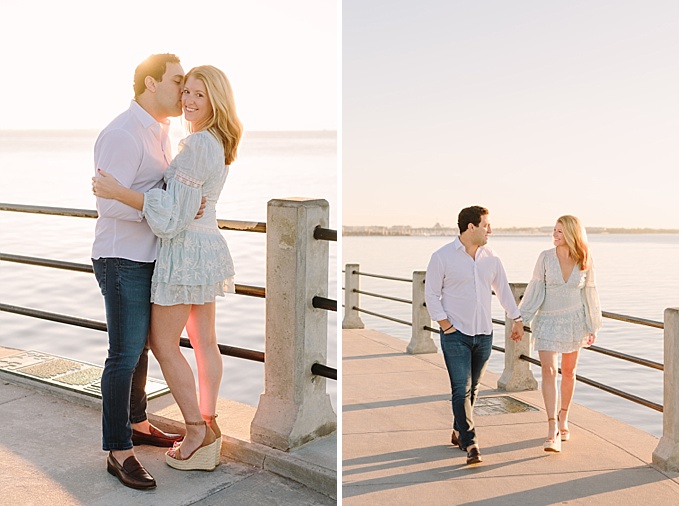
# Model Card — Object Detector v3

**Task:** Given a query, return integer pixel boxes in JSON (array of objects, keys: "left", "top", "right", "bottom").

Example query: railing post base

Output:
[
  {"left": 498, "top": 283, "right": 538, "bottom": 392},
  {"left": 250, "top": 198, "right": 336, "bottom": 452},
  {"left": 406, "top": 271, "right": 437, "bottom": 354},
  {"left": 342, "top": 263, "right": 365, "bottom": 329},
  {"left": 652, "top": 307, "right": 679, "bottom": 472}
]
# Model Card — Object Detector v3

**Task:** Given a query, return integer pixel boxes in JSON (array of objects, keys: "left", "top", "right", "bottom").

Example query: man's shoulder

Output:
[{"left": 432, "top": 239, "right": 458, "bottom": 256}]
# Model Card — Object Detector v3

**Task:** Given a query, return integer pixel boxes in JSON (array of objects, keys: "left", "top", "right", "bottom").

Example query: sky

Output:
[
  {"left": 342, "top": 0, "right": 679, "bottom": 229},
  {"left": 0, "top": 0, "right": 337, "bottom": 131}
]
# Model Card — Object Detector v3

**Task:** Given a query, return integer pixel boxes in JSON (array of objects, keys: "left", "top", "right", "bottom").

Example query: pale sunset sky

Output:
[
  {"left": 343, "top": 0, "right": 679, "bottom": 229},
  {"left": 0, "top": 0, "right": 337, "bottom": 132}
]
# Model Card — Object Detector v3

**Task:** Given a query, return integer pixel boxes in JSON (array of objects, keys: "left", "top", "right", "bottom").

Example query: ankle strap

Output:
[
  {"left": 185, "top": 420, "right": 206, "bottom": 426},
  {"left": 547, "top": 418, "right": 557, "bottom": 421}
]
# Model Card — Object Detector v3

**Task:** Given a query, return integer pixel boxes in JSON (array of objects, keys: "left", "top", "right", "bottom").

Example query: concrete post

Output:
[
  {"left": 652, "top": 307, "right": 679, "bottom": 472},
  {"left": 342, "top": 263, "right": 365, "bottom": 329},
  {"left": 250, "top": 198, "right": 336, "bottom": 451},
  {"left": 498, "top": 283, "right": 538, "bottom": 392},
  {"left": 407, "top": 271, "right": 438, "bottom": 354}
]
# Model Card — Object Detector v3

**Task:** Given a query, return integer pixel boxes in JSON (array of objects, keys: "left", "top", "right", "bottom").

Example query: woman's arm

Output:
[{"left": 92, "top": 169, "right": 144, "bottom": 211}]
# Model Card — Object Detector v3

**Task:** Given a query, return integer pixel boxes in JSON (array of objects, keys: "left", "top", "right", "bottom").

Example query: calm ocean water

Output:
[
  {"left": 0, "top": 129, "right": 337, "bottom": 410},
  {"left": 344, "top": 234, "right": 679, "bottom": 437}
]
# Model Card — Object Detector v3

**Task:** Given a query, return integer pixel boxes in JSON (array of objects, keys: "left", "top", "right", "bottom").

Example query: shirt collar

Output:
[{"left": 129, "top": 100, "right": 170, "bottom": 131}]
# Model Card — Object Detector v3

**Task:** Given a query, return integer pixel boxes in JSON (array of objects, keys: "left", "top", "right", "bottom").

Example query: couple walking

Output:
[
  {"left": 91, "top": 54, "right": 242, "bottom": 489},
  {"left": 425, "top": 206, "right": 602, "bottom": 464}
]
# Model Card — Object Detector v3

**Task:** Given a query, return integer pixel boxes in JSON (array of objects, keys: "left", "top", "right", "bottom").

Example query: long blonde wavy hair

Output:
[
  {"left": 185, "top": 65, "right": 243, "bottom": 165},
  {"left": 557, "top": 215, "right": 591, "bottom": 270}
]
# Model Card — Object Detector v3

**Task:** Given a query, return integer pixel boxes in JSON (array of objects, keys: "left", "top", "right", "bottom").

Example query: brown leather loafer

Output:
[
  {"left": 107, "top": 452, "right": 156, "bottom": 490},
  {"left": 132, "top": 425, "right": 183, "bottom": 447},
  {"left": 466, "top": 447, "right": 482, "bottom": 465}
]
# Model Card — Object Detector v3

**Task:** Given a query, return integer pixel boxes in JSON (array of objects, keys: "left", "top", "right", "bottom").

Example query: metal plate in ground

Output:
[
  {"left": 0, "top": 347, "right": 170, "bottom": 400},
  {"left": 475, "top": 395, "right": 538, "bottom": 416}
]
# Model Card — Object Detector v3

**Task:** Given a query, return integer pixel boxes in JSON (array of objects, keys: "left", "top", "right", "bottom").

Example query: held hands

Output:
[
  {"left": 510, "top": 320, "right": 525, "bottom": 342},
  {"left": 92, "top": 169, "right": 122, "bottom": 199}
]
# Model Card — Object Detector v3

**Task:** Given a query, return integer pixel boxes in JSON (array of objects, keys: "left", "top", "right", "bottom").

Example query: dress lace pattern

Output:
[
  {"left": 142, "top": 131, "right": 235, "bottom": 306},
  {"left": 519, "top": 248, "right": 602, "bottom": 353}
]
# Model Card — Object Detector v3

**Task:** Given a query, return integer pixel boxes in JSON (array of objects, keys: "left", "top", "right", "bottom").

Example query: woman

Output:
[
  {"left": 519, "top": 215, "right": 602, "bottom": 453},
  {"left": 93, "top": 65, "right": 243, "bottom": 471}
]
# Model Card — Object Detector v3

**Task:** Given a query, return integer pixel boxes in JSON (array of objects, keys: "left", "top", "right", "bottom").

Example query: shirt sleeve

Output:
[
  {"left": 519, "top": 250, "right": 547, "bottom": 325},
  {"left": 582, "top": 259, "right": 603, "bottom": 333},
  {"left": 142, "top": 133, "right": 211, "bottom": 239},
  {"left": 492, "top": 257, "right": 521, "bottom": 320},
  {"left": 424, "top": 252, "right": 449, "bottom": 323},
  {"left": 94, "top": 128, "right": 144, "bottom": 222}
]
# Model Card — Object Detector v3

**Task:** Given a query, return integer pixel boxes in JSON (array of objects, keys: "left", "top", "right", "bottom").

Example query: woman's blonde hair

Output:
[
  {"left": 185, "top": 65, "right": 243, "bottom": 165},
  {"left": 557, "top": 215, "right": 591, "bottom": 270}
]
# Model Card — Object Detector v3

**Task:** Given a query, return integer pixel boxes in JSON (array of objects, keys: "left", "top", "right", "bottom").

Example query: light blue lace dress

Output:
[
  {"left": 142, "top": 130, "right": 235, "bottom": 306},
  {"left": 519, "top": 248, "right": 602, "bottom": 353}
]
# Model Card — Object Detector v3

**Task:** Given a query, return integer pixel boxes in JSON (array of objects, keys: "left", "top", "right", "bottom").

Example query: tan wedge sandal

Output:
[
  {"left": 203, "top": 414, "right": 222, "bottom": 466},
  {"left": 543, "top": 418, "right": 561, "bottom": 453},
  {"left": 165, "top": 420, "right": 218, "bottom": 471}
]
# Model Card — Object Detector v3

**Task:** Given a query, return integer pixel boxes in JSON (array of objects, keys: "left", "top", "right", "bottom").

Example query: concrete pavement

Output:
[
  {"left": 0, "top": 357, "right": 336, "bottom": 505},
  {"left": 343, "top": 328, "right": 679, "bottom": 505}
]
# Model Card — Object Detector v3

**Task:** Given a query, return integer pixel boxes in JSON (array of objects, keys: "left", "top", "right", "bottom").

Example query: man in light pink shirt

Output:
[
  {"left": 92, "top": 54, "right": 186, "bottom": 490},
  {"left": 425, "top": 206, "right": 524, "bottom": 465}
]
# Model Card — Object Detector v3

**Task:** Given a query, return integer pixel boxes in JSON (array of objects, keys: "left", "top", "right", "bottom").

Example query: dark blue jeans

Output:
[
  {"left": 93, "top": 257, "right": 154, "bottom": 451},
  {"left": 440, "top": 329, "right": 493, "bottom": 450}
]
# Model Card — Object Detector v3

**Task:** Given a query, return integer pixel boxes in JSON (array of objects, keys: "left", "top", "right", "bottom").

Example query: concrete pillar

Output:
[
  {"left": 407, "top": 271, "right": 438, "bottom": 354},
  {"left": 498, "top": 283, "right": 538, "bottom": 392},
  {"left": 342, "top": 263, "right": 365, "bottom": 329},
  {"left": 652, "top": 307, "right": 679, "bottom": 472},
  {"left": 250, "top": 198, "right": 336, "bottom": 451}
]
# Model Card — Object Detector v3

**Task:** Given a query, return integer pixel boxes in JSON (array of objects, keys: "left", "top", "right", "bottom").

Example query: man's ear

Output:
[{"left": 144, "top": 76, "right": 157, "bottom": 93}]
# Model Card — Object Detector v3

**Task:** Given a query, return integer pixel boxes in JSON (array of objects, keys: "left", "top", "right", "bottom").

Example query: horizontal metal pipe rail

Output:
[
  {"left": 0, "top": 303, "right": 340, "bottom": 380},
  {"left": 0, "top": 203, "right": 268, "bottom": 233},
  {"left": 0, "top": 253, "right": 266, "bottom": 298},
  {"left": 347, "top": 271, "right": 665, "bottom": 410},
  {"left": 354, "top": 289, "right": 412, "bottom": 305},
  {"left": 314, "top": 226, "right": 337, "bottom": 242}
]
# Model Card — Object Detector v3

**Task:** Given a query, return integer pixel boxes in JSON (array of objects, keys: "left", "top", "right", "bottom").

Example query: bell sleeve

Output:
[
  {"left": 582, "top": 259, "right": 603, "bottom": 333},
  {"left": 142, "top": 133, "right": 211, "bottom": 240},
  {"left": 519, "top": 250, "right": 547, "bottom": 325}
]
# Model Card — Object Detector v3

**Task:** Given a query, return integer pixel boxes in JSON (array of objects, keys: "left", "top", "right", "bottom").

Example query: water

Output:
[
  {"left": 343, "top": 234, "right": 679, "bottom": 437},
  {"left": 0, "top": 129, "right": 337, "bottom": 411}
]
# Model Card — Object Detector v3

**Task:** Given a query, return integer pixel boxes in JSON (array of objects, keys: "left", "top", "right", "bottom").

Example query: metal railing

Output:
[
  {"left": 0, "top": 203, "right": 336, "bottom": 380},
  {"left": 342, "top": 266, "right": 664, "bottom": 411}
]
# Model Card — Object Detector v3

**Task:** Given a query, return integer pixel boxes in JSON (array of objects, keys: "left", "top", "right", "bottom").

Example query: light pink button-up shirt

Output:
[
  {"left": 425, "top": 237, "right": 521, "bottom": 336},
  {"left": 92, "top": 101, "right": 172, "bottom": 262}
]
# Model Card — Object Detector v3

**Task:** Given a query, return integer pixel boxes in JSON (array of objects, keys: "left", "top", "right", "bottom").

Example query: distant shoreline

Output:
[{"left": 343, "top": 226, "right": 679, "bottom": 236}]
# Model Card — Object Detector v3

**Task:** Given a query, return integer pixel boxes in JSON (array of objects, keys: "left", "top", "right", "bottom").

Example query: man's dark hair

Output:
[
  {"left": 133, "top": 53, "right": 181, "bottom": 98},
  {"left": 458, "top": 206, "right": 489, "bottom": 233}
]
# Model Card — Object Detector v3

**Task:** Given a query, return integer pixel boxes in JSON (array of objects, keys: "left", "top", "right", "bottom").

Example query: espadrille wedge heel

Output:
[
  {"left": 203, "top": 414, "right": 222, "bottom": 466},
  {"left": 165, "top": 421, "right": 218, "bottom": 471}
]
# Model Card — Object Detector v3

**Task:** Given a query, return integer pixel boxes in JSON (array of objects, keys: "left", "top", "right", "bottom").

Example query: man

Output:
[
  {"left": 92, "top": 54, "right": 187, "bottom": 490},
  {"left": 424, "top": 206, "right": 524, "bottom": 465}
]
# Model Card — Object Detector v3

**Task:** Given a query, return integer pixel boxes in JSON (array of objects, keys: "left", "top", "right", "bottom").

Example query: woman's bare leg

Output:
[
  {"left": 185, "top": 302, "right": 222, "bottom": 419},
  {"left": 559, "top": 350, "right": 580, "bottom": 434},
  {"left": 539, "top": 350, "right": 559, "bottom": 441},
  {"left": 149, "top": 303, "right": 205, "bottom": 457}
]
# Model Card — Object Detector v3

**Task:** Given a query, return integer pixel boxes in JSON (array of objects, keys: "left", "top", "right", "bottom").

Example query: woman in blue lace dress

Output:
[
  {"left": 93, "top": 65, "right": 242, "bottom": 471},
  {"left": 519, "top": 215, "right": 602, "bottom": 453}
]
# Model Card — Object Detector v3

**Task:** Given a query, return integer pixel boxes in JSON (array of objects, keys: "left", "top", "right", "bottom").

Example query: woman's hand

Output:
[
  {"left": 584, "top": 333, "right": 596, "bottom": 347},
  {"left": 92, "top": 169, "right": 123, "bottom": 200}
]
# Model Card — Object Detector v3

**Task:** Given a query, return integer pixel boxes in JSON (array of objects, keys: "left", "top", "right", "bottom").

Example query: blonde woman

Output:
[
  {"left": 93, "top": 65, "right": 243, "bottom": 471},
  {"left": 519, "top": 215, "right": 602, "bottom": 453}
]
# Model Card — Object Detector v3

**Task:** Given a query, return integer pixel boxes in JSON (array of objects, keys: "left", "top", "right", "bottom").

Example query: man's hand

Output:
[
  {"left": 195, "top": 196, "right": 207, "bottom": 219},
  {"left": 510, "top": 320, "right": 524, "bottom": 342}
]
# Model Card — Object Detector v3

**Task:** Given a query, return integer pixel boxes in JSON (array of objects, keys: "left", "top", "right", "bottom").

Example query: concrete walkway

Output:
[
  {"left": 0, "top": 362, "right": 336, "bottom": 504},
  {"left": 343, "top": 328, "right": 679, "bottom": 505}
]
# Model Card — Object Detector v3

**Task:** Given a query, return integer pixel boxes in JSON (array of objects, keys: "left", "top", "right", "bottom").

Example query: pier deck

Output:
[
  {"left": 343, "top": 328, "right": 679, "bottom": 505},
  {"left": 0, "top": 347, "right": 335, "bottom": 505}
]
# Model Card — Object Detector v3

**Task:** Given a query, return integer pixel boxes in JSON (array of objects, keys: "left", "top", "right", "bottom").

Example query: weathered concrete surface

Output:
[
  {"left": 0, "top": 376, "right": 336, "bottom": 505},
  {"left": 343, "top": 328, "right": 679, "bottom": 505}
]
